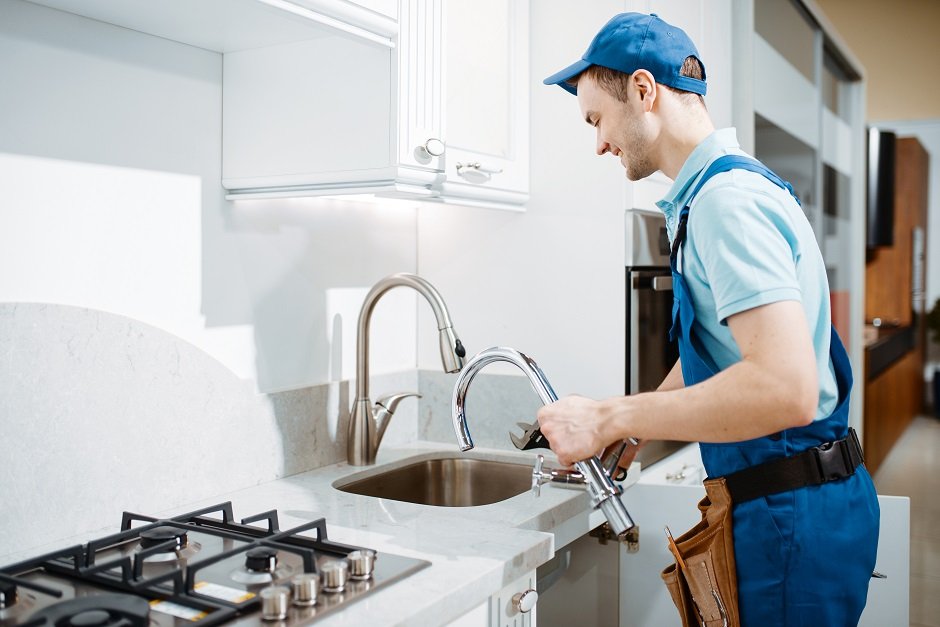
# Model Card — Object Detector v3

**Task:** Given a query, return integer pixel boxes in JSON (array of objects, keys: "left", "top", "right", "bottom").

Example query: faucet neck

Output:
[
  {"left": 354, "top": 273, "right": 457, "bottom": 402},
  {"left": 451, "top": 347, "right": 558, "bottom": 450}
]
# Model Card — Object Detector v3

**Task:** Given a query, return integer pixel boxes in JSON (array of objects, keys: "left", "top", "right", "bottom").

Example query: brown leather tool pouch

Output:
[{"left": 660, "top": 477, "right": 740, "bottom": 627}]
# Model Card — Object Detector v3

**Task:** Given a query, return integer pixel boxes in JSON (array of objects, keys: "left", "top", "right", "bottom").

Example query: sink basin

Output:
[{"left": 334, "top": 456, "right": 533, "bottom": 507}]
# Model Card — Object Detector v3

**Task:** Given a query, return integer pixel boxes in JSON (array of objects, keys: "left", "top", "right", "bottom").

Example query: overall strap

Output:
[{"left": 670, "top": 155, "right": 801, "bottom": 264}]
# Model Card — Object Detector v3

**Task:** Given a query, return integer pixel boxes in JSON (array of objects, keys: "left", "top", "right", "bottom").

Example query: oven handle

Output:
[{"left": 630, "top": 274, "right": 673, "bottom": 292}]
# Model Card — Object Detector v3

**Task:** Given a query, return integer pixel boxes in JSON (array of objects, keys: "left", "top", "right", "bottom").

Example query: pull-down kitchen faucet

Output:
[
  {"left": 452, "top": 347, "right": 636, "bottom": 540},
  {"left": 348, "top": 273, "right": 466, "bottom": 466}
]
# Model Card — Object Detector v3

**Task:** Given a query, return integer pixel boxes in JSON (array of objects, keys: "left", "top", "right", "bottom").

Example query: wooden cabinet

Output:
[
  {"left": 865, "top": 138, "right": 930, "bottom": 326},
  {"left": 864, "top": 348, "right": 923, "bottom": 473},
  {"left": 222, "top": 0, "right": 531, "bottom": 210},
  {"left": 863, "top": 136, "right": 929, "bottom": 473}
]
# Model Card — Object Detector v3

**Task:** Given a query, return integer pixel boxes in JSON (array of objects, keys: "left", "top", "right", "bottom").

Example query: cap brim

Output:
[{"left": 543, "top": 59, "right": 592, "bottom": 95}]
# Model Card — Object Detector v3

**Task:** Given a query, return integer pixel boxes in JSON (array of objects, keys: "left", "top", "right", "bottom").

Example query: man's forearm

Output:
[{"left": 602, "top": 357, "right": 815, "bottom": 444}]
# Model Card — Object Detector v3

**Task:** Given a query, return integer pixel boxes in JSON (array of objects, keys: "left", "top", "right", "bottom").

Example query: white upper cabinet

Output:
[
  {"left": 437, "top": 0, "right": 530, "bottom": 209},
  {"left": 25, "top": 0, "right": 530, "bottom": 211},
  {"left": 223, "top": 0, "right": 531, "bottom": 210},
  {"left": 23, "top": 0, "right": 398, "bottom": 49}
]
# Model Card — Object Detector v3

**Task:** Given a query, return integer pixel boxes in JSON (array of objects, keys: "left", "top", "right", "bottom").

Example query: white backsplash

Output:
[
  {"left": 417, "top": 370, "right": 543, "bottom": 452},
  {"left": 0, "top": 302, "right": 420, "bottom": 563}
]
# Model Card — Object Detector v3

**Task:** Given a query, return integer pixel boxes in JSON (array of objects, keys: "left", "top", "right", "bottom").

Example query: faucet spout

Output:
[
  {"left": 348, "top": 273, "right": 466, "bottom": 466},
  {"left": 452, "top": 347, "right": 557, "bottom": 451},
  {"left": 451, "top": 346, "right": 636, "bottom": 539}
]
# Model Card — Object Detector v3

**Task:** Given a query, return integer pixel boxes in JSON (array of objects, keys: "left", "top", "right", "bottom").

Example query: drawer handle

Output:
[{"left": 456, "top": 162, "right": 502, "bottom": 183}]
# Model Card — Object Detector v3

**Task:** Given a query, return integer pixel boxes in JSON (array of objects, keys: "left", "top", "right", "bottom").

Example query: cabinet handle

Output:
[
  {"left": 455, "top": 162, "right": 503, "bottom": 183},
  {"left": 416, "top": 138, "right": 445, "bottom": 159},
  {"left": 512, "top": 588, "right": 538, "bottom": 614}
]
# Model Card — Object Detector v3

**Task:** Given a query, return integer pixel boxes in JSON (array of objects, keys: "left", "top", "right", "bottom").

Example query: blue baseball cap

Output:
[{"left": 544, "top": 13, "right": 706, "bottom": 96}]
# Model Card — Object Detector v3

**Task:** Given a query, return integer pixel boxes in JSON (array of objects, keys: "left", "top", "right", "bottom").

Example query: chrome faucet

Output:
[
  {"left": 348, "top": 273, "right": 466, "bottom": 466},
  {"left": 452, "top": 347, "right": 636, "bottom": 540}
]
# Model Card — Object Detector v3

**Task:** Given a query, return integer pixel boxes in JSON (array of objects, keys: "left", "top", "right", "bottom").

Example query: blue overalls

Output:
[{"left": 668, "top": 156, "right": 880, "bottom": 626}]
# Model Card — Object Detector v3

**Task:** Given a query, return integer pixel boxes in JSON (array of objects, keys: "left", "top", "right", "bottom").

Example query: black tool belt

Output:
[{"left": 720, "top": 428, "right": 865, "bottom": 503}]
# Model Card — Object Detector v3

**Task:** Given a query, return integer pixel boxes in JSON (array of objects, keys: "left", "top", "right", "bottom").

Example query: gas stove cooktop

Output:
[{"left": 0, "top": 502, "right": 429, "bottom": 627}]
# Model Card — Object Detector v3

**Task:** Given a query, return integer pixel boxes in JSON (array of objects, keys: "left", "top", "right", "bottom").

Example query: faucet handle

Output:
[
  {"left": 531, "top": 455, "right": 546, "bottom": 497},
  {"left": 375, "top": 391, "right": 421, "bottom": 414},
  {"left": 531, "top": 455, "right": 556, "bottom": 497},
  {"left": 374, "top": 392, "right": 422, "bottom": 444}
]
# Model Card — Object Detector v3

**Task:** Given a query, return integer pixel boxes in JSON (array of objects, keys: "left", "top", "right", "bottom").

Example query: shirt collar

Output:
[{"left": 655, "top": 128, "right": 741, "bottom": 239}]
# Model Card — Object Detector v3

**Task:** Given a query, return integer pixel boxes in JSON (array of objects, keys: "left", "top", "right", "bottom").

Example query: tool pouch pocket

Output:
[{"left": 660, "top": 477, "right": 740, "bottom": 627}]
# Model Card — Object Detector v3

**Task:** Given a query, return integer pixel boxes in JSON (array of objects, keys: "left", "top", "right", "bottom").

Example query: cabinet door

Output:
[
  {"left": 618, "top": 482, "right": 706, "bottom": 626},
  {"left": 443, "top": 571, "right": 538, "bottom": 627},
  {"left": 438, "top": 0, "right": 529, "bottom": 207},
  {"left": 859, "top": 495, "right": 910, "bottom": 627},
  {"left": 490, "top": 570, "right": 538, "bottom": 627},
  {"left": 222, "top": 35, "right": 396, "bottom": 192},
  {"left": 397, "top": 0, "right": 445, "bottom": 173}
]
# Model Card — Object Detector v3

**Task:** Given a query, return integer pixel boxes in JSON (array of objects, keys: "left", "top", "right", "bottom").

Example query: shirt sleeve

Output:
[{"left": 687, "top": 179, "right": 803, "bottom": 324}]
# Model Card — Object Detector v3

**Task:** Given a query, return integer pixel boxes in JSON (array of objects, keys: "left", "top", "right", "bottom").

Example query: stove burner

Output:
[
  {"left": 245, "top": 548, "right": 277, "bottom": 573},
  {"left": 29, "top": 594, "right": 150, "bottom": 627},
  {"left": 139, "top": 526, "right": 187, "bottom": 551},
  {"left": 230, "top": 547, "right": 290, "bottom": 585},
  {"left": 0, "top": 579, "right": 17, "bottom": 609},
  {"left": 135, "top": 526, "right": 200, "bottom": 563}
]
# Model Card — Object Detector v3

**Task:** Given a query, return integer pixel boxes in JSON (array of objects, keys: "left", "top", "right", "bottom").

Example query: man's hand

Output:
[{"left": 536, "top": 394, "right": 611, "bottom": 466}]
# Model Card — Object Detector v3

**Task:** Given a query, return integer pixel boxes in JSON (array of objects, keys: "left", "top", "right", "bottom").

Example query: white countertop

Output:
[{"left": 155, "top": 441, "right": 640, "bottom": 626}]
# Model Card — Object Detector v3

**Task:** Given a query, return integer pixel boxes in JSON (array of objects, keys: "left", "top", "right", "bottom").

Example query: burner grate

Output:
[{"left": 0, "top": 502, "right": 429, "bottom": 627}]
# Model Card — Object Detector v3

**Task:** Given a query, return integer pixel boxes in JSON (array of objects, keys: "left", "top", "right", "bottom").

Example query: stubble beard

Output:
[{"left": 622, "top": 116, "right": 656, "bottom": 181}]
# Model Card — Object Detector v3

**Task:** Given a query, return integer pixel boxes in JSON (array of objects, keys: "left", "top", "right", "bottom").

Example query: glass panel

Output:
[
  {"left": 755, "top": 0, "right": 816, "bottom": 83},
  {"left": 822, "top": 47, "right": 853, "bottom": 123},
  {"left": 822, "top": 163, "right": 852, "bottom": 339},
  {"left": 445, "top": 0, "right": 510, "bottom": 157},
  {"left": 755, "top": 114, "right": 817, "bottom": 210}
]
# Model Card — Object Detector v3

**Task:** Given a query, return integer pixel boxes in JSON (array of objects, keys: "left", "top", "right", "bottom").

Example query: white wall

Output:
[{"left": 0, "top": 0, "right": 420, "bottom": 394}]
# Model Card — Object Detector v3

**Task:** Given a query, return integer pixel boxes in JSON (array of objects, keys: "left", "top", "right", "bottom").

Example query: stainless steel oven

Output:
[{"left": 625, "top": 209, "right": 684, "bottom": 468}]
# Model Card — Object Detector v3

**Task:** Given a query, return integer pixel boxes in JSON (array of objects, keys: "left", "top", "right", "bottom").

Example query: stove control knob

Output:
[
  {"left": 246, "top": 547, "right": 278, "bottom": 573},
  {"left": 290, "top": 574, "right": 319, "bottom": 606},
  {"left": 347, "top": 549, "right": 376, "bottom": 580},
  {"left": 260, "top": 586, "right": 289, "bottom": 621},
  {"left": 512, "top": 589, "right": 538, "bottom": 614},
  {"left": 319, "top": 561, "right": 349, "bottom": 593}
]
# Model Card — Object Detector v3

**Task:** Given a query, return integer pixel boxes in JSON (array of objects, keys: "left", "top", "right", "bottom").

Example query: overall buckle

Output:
[{"left": 812, "top": 439, "right": 852, "bottom": 482}]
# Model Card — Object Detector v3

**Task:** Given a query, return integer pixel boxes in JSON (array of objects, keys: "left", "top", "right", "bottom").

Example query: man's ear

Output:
[{"left": 632, "top": 70, "right": 657, "bottom": 111}]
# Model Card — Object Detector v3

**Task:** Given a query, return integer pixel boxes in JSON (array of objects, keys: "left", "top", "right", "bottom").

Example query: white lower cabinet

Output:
[
  {"left": 859, "top": 495, "right": 911, "bottom": 627},
  {"left": 446, "top": 571, "right": 538, "bottom": 627},
  {"left": 537, "top": 445, "right": 910, "bottom": 627}
]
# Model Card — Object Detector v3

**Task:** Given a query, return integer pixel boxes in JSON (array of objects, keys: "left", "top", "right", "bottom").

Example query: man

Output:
[{"left": 538, "top": 12, "right": 879, "bottom": 626}]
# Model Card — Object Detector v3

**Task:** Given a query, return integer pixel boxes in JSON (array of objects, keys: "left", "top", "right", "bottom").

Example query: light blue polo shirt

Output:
[{"left": 655, "top": 128, "right": 838, "bottom": 421}]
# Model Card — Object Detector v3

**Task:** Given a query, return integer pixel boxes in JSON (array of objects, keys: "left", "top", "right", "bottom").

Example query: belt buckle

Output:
[{"left": 812, "top": 440, "right": 850, "bottom": 482}]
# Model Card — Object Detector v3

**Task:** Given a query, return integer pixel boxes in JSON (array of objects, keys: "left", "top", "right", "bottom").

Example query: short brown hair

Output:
[{"left": 568, "top": 56, "right": 705, "bottom": 108}]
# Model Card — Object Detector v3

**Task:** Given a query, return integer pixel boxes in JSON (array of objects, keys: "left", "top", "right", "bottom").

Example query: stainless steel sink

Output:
[{"left": 334, "top": 456, "right": 533, "bottom": 507}]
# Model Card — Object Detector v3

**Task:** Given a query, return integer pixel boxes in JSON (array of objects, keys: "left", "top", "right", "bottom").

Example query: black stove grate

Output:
[{"left": 0, "top": 502, "right": 429, "bottom": 627}]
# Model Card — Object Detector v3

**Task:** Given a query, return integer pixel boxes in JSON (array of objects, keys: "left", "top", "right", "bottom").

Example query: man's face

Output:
[{"left": 576, "top": 74, "right": 656, "bottom": 181}]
